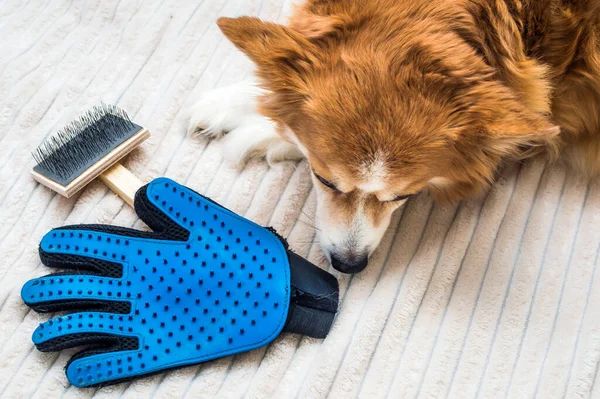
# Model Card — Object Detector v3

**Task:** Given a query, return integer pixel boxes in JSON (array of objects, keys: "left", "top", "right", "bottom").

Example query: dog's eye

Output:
[
  {"left": 314, "top": 172, "right": 339, "bottom": 191},
  {"left": 388, "top": 194, "right": 412, "bottom": 202}
]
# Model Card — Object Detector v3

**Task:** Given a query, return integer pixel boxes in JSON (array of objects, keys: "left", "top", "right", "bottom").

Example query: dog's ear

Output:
[
  {"left": 217, "top": 17, "right": 315, "bottom": 84},
  {"left": 288, "top": 10, "right": 348, "bottom": 38},
  {"left": 448, "top": 84, "right": 562, "bottom": 162},
  {"left": 482, "top": 108, "right": 561, "bottom": 160},
  {"left": 443, "top": 104, "right": 560, "bottom": 195}
]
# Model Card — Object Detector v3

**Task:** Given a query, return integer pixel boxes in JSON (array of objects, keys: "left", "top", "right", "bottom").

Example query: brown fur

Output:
[{"left": 217, "top": 0, "right": 600, "bottom": 202}]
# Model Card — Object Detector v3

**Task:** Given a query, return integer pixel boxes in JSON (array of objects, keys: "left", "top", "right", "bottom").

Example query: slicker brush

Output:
[{"left": 31, "top": 104, "right": 150, "bottom": 206}]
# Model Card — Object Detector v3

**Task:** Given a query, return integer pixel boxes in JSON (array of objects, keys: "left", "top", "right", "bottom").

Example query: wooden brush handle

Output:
[{"left": 99, "top": 163, "right": 143, "bottom": 207}]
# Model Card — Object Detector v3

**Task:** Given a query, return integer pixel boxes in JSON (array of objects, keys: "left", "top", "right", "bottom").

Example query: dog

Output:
[{"left": 188, "top": 0, "right": 600, "bottom": 274}]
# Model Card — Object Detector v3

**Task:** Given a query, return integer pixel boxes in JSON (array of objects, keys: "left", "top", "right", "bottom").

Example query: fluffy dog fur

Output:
[{"left": 188, "top": 0, "right": 600, "bottom": 273}]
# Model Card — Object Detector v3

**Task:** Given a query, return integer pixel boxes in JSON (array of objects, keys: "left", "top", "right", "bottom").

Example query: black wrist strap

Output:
[{"left": 283, "top": 252, "right": 339, "bottom": 338}]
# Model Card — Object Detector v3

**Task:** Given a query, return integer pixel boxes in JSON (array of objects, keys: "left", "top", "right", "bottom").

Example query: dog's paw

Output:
[
  {"left": 187, "top": 80, "right": 264, "bottom": 138},
  {"left": 220, "top": 119, "right": 304, "bottom": 167},
  {"left": 187, "top": 80, "right": 304, "bottom": 167}
]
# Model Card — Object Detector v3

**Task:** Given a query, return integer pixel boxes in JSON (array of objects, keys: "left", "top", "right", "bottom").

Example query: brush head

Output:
[{"left": 31, "top": 103, "right": 150, "bottom": 197}]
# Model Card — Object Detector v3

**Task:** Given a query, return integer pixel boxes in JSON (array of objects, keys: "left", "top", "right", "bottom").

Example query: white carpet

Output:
[{"left": 1, "top": 0, "right": 600, "bottom": 397}]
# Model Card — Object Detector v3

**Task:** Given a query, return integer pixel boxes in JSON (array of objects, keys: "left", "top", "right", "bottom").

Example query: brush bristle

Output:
[{"left": 33, "top": 103, "right": 142, "bottom": 186}]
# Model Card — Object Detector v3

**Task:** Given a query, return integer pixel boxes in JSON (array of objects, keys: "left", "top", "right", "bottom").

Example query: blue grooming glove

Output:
[{"left": 21, "top": 178, "right": 338, "bottom": 387}]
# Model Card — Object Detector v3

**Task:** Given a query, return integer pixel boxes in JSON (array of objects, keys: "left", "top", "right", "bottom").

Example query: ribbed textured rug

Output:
[{"left": 1, "top": 0, "right": 600, "bottom": 397}]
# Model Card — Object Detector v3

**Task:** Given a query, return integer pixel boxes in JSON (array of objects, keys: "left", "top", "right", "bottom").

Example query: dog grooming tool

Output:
[
  {"left": 22, "top": 178, "right": 340, "bottom": 387},
  {"left": 31, "top": 104, "right": 150, "bottom": 206},
  {"left": 26, "top": 104, "right": 340, "bottom": 387}
]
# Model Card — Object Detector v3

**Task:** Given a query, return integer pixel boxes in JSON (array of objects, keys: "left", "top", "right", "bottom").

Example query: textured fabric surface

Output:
[{"left": 1, "top": 0, "right": 599, "bottom": 397}]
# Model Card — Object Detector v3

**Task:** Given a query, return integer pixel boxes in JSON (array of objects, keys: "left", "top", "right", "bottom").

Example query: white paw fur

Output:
[{"left": 187, "top": 80, "right": 304, "bottom": 165}]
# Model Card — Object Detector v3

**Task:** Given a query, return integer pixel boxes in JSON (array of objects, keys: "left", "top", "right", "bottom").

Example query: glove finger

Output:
[
  {"left": 21, "top": 275, "right": 132, "bottom": 313},
  {"left": 32, "top": 311, "right": 137, "bottom": 351},
  {"left": 33, "top": 312, "right": 141, "bottom": 388},
  {"left": 39, "top": 229, "right": 130, "bottom": 277},
  {"left": 133, "top": 178, "right": 194, "bottom": 241},
  {"left": 136, "top": 178, "right": 247, "bottom": 243},
  {"left": 66, "top": 346, "right": 143, "bottom": 388}
]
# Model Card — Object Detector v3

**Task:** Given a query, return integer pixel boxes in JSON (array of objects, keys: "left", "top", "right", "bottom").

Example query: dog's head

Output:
[{"left": 218, "top": 13, "right": 559, "bottom": 273}]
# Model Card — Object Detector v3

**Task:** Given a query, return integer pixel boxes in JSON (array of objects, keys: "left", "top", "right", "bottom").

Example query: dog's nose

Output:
[{"left": 330, "top": 253, "right": 369, "bottom": 274}]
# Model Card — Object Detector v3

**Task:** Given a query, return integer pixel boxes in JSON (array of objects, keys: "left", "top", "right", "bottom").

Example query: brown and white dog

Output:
[{"left": 188, "top": 0, "right": 600, "bottom": 274}]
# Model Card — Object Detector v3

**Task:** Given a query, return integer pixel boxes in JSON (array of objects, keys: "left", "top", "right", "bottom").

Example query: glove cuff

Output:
[{"left": 283, "top": 252, "right": 339, "bottom": 338}]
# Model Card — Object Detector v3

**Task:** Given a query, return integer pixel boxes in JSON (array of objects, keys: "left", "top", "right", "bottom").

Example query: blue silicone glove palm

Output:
[{"left": 21, "top": 178, "right": 338, "bottom": 387}]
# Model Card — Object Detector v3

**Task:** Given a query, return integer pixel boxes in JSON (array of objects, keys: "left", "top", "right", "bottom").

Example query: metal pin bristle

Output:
[{"left": 32, "top": 103, "right": 139, "bottom": 185}]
